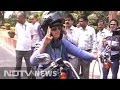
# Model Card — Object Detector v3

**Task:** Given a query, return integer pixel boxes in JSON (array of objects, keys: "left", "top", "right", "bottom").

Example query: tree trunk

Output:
[
  {"left": 1, "top": 11, "right": 4, "bottom": 24},
  {"left": 0, "top": 11, "right": 4, "bottom": 25}
]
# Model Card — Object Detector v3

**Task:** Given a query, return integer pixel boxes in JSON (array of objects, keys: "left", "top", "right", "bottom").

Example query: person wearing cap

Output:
[{"left": 30, "top": 11, "right": 98, "bottom": 79}]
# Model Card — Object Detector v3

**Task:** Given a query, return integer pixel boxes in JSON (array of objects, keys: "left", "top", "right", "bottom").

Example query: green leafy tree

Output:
[{"left": 93, "top": 11, "right": 109, "bottom": 23}]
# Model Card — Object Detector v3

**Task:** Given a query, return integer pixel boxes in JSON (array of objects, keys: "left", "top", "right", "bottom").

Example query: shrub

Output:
[
  {"left": 8, "top": 30, "right": 15, "bottom": 38},
  {"left": 1, "top": 26, "right": 6, "bottom": 29},
  {"left": 4, "top": 23, "right": 11, "bottom": 27}
]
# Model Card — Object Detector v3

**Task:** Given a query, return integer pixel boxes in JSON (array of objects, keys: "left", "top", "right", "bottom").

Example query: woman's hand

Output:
[
  {"left": 39, "top": 27, "right": 53, "bottom": 53},
  {"left": 43, "top": 27, "right": 53, "bottom": 46}
]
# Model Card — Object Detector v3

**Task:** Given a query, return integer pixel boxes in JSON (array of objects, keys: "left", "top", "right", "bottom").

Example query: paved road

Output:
[
  {"left": 0, "top": 43, "right": 26, "bottom": 67},
  {"left": 0, "top": 43, "right": 26, "bottom": 79},
  {"left": 0, "top": 43, "right": 16, "bottom": 67}
]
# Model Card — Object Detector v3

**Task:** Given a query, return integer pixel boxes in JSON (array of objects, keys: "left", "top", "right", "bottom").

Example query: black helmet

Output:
[{"left": 41, "top": 11, "right": 64, "bottom": 34}]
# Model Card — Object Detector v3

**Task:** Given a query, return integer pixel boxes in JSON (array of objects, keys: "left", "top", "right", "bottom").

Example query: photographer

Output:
[{"left": 101, "top": 19, "right": 120, "bottom": 79}]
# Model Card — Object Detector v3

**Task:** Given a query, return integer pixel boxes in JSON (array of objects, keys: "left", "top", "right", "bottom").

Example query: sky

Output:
[
  {"left": 4, "top": 11, "right": 13, "bottom": 18},
  {"left": 4, "top": 11, "right": 42, "bottom": 18}
]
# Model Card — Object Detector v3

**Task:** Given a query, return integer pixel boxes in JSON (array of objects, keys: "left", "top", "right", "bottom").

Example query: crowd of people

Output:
[{"left": 14, "top": 11, "right": 120, "bottom": 79}]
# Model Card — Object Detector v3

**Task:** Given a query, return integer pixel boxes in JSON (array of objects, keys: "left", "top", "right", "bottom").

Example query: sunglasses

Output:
[{"left": 51, "top": 26, "right": 62, "bottom": 31}]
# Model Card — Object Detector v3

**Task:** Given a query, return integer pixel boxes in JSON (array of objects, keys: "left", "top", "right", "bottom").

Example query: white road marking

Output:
[
  {"left": 0, "top": 43, "right": 25, "bottom": 63},
  {"left": 0, "top": 43, "right": 15, "bottom": 57}
]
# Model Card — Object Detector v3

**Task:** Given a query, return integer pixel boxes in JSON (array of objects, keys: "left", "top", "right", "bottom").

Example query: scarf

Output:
[{"left": 45, "top": 39, "right": 68, "bottom": 61}]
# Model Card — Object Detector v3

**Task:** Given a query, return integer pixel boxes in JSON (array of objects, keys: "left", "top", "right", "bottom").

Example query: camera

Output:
[{"left": 112, "top": 27, "right": 120, "bottom": 36}]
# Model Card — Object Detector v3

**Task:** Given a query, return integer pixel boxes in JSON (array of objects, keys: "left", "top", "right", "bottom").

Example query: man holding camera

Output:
[{"left": 101, "top": 19, "right": 120, "bottom": 79}]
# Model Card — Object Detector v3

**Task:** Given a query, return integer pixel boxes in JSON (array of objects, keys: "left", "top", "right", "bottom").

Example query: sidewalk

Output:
[{"left": 0, "top": 30, "right": 16, "bottom": 48}]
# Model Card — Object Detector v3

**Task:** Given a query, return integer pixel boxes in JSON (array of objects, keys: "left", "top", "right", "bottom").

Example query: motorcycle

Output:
[{"left": 31, "top": 53, "right": 80, "bottom": 79}]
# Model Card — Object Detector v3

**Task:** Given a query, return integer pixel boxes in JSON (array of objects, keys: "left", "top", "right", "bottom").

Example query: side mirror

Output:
[
  {"left": 55, "top": 58, "right": 63, "bottom": 64},
  {"left": 35, "top": 53, "right": 51, "bottom": 65}
]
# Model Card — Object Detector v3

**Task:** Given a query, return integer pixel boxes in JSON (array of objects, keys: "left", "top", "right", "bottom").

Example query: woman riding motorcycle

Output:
[{"left": 30, "top": 11, "right": 97, "bottom": 66}]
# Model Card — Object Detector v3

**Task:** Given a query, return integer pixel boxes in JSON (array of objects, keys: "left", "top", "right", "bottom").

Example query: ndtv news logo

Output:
[{"left": 4, "top": 70, "right": 58, "bottom": 77}]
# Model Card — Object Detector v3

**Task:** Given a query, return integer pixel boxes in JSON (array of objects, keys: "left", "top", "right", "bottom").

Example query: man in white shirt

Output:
[
  {"left": 29, "top": 14, "right": 40, "bottom": 53},
  {"left": 15, "top": 12, "right": 34, "bottom": 79},
  {"left": 63, "top": 14, "right": 80, "bottom": 76},
  {"left": 96, "top": 20, "right": 109, "bottom": 53},
  {"left": 77, "top": 16, "right": 97, "bottom": 79}
]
